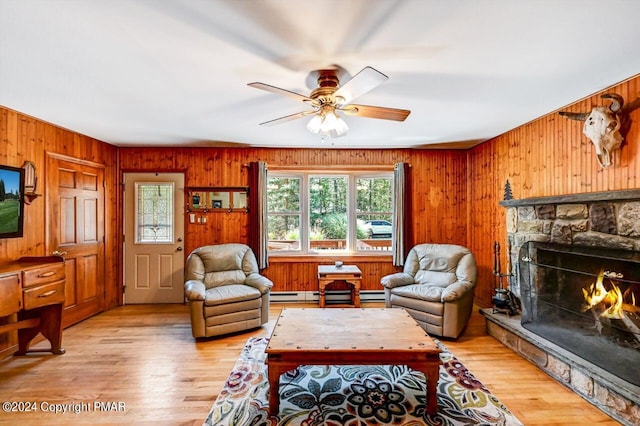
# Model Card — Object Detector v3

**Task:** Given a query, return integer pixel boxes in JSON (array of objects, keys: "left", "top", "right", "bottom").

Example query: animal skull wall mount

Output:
[{"left": 559, "top": 93, "right": 639, "bottom": 168}]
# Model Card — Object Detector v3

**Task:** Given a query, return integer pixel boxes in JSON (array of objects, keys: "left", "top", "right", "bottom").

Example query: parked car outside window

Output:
[{"left": 363, "top": 220, "right": 392, "bottom": 238}]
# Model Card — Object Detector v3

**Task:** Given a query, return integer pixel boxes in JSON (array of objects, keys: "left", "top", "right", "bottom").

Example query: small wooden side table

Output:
[{"left": 317, "top": 264, "right": 362, "bottom": 308}]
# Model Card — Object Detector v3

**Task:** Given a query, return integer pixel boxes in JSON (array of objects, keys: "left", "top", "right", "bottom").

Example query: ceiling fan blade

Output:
[
  {"left": 334, "top": 66, "right": 388, "bottom": 104},
  {"left": 259, "top": 110, "right": 316, "bottom": 126},
  {"left": 341, "top": 104, "right": 411, "bottom": 121},
  {"left": 248, "top": 82, "right": 312, "bottom": 103}
]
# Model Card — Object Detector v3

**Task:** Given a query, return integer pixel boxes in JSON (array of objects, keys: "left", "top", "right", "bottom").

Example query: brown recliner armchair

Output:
[
  {"left": 381, "top": 243, "right": 477, "bottom": 338},
  {"left": 184, "top": 243, "right": 273, "bottom": 338}
]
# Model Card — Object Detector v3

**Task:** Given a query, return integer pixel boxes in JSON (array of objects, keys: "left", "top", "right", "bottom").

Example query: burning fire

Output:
[{"left": 582, "top": 269, "right": 635, "bottom": 319}]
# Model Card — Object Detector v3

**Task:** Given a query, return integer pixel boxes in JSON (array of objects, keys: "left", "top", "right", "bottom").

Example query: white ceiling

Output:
[{"left": 1, "top": 0, "right": 640, "bottom": 149}]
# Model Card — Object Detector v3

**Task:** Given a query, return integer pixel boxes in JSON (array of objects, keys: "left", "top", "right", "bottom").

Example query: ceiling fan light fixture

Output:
[
  {"left": 327, "top": 113, "right": 349, "bottom": 138},
  {"left": 306, "top": 114, "right": 324, "bottom": 134},
  {"left": 249, "top": 66, "right": 408, "bottom": 139},
  {"left": 306, "top": 108, "right": 349, "bottom": 138}
]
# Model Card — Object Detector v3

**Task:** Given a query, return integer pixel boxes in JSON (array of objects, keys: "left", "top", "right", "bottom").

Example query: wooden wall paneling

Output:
[
  {"left": 15, "top": 114, "right": 42, "bottom": 258},
  {"left": 631, "top": 81, "right": 639, "bottom": 186},
  {"left": 624, "top": 77, "right": 640, "bottom": 186},
  {"left": 183, "top": 148, "right": 218, "bottom": 187},
  {"left": 262, "top": 259, "right": 398, "bottom": 295},
  {"left": 407, "top": 150, "right": 467, "bottom": 246},
  {"left": 616, "top": 79, "right": 629, "bottom": 186},
  {"left": 0, "top": 109, "right": 8, "bottom": 164},
  {"left": 120, "top": 147, "right": 470, "bottom": 285},
  {"left": 184, "top": 212, "right": 250, "bottom": 256},
  {"left": 467, "top": 141, "right": 499, "bottom": 307},
  {"left": 567, "top": 114, "right": 579, "bottom": 193},
  {"left": 468, "top": 74, "right": 640, "bottom": 306},
  {"left": 103, "top": 151, "right": 121, "bottom": 309},
  {"left": 0, "top": 106, "right": 118, "bottom": 355}
]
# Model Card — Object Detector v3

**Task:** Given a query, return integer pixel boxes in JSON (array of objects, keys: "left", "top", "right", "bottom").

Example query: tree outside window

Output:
[{"left": 267, "top": 176, "right": 301, "bottom": 251}]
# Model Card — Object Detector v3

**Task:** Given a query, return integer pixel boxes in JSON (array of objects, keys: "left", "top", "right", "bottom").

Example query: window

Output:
[
  {"left": 267, "top": 176, "right": 301, "bottom": 250},
  {"left": 267, "top": 171, "right": 393, "bottom": 254},
  {"left": 135, "top": 183, "right": 174, "bottom": 243}
]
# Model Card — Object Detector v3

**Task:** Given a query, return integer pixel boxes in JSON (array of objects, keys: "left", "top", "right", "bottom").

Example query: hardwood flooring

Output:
[{"left": 0, "top": 303, "right": 620, "bottom": 425}]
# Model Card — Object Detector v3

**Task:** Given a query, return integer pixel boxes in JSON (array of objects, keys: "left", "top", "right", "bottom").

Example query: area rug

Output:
[{"left": 204, "top": 337, "right": 522, "bottom": 425}]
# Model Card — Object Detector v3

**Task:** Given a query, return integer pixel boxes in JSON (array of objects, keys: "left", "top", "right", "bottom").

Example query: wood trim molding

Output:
[
  {"left": 268, "top": 255, "right": 392, "bottom": 263},
  {"left": 269, "top": 165, "right": 395, "bottom": 172},
  {"left": 46, "top": 151, "right": 106, "bottom": 169}
]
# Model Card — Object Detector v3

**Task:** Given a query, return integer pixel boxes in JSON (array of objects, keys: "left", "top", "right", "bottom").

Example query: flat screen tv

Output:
[{"left": 0, "top": 164, "right": 25, "bottom": 238}]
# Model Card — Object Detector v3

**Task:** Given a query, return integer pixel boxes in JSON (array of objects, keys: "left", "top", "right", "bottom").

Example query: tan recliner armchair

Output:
[
  {"left": 184, "top": 244, "right": 273, "bottom": 338},
  {"left": 381, "top": 243, "right": 477, "bottom": 339}
]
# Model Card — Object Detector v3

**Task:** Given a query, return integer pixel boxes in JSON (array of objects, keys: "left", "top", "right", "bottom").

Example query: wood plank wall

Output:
[
  {"left": 0, "top": 107, "right": 119, "bottom": 352},
  {"left": 467, "top": 74, "right": 640, "bottom": 305},
  {"left": 0, "top": 109, "right": 120, "bottom": 305},
  {"left": 118, "top": 148, "right": 469, "bottom": 293}
]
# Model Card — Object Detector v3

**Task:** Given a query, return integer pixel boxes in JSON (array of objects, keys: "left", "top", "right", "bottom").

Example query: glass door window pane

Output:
[{"left": 135, "top": 183, "right": 174, "bottom": 243}]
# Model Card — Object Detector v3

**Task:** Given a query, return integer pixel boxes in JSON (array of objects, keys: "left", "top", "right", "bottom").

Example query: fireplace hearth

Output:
[
  {"left": 519, "top": 242, "right": 640, "bottom": 387},
  {"left": 483, "top": 189, "right": 640, "bottom": 425}
]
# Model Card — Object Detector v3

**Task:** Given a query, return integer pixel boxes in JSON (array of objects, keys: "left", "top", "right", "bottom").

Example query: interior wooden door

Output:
[{"left": 46, "top": 153, "right": 105, "bottom": 327}]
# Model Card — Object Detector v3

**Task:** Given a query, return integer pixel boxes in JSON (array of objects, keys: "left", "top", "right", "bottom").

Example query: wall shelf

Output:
[{"left": 186, "top": 186, "right": 249, "bottom": 213}]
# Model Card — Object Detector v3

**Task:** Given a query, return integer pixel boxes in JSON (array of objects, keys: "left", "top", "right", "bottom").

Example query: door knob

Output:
[
  {"left": 177, "top": 237, "right": 183, "bottom": 242},
  {"left": 52, "top": 250, "right": 67, "bottom": 257},
  {"left": 177, "top": 247, "right": 183, "bottom": 251}
]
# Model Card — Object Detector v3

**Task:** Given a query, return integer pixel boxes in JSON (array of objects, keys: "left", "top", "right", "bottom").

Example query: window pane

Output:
[
  {"left": 268, "top": 215, "right": 300, "bottom": 251},
  {"left": 267, "top": 176, "right": 301, "bottom": 252},
  {"left": 310, "top": 176, "right": 347, "bottom": 251},
  {"left": 135, "top": 183, "right": 174, "bottom": 243},
  {"left": 267, "top": 177, "right": 300, "bottom": 212},
  {"left": 356, "top": 177, "right": 392, "bottom": 251},
  {"left": 356, "top": 177, "right": 392, "bottom": 212}
]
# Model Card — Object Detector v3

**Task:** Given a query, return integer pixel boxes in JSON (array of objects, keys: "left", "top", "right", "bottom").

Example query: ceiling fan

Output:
[{"left": 247, "top": 66, "right": 411, "bottom": 138}]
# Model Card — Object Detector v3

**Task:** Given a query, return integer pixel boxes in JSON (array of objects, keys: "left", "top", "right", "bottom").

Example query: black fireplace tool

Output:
[{"left": 492, "top": 241, "right": 520, "bottom": 316}]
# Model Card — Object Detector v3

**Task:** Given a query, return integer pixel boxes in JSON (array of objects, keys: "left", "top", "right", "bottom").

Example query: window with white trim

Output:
[{"left": 267, "top": 170, "right": 393, "bottom": 254}]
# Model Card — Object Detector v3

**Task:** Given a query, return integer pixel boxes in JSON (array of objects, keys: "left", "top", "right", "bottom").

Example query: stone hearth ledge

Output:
[
  {"left": 499, "top": 189, "right": 640, "bottom": 207},
  {"left": 481, "top": 308, "right": 640, "bottom": 426}
]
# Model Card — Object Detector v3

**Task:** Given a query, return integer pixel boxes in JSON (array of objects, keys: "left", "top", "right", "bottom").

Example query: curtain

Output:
[
  {"left": 248, "top": 161, "right": 269, "bottom": 269},
  {"left": 392, "top": 162, "right": 412, "bottom": 266}
]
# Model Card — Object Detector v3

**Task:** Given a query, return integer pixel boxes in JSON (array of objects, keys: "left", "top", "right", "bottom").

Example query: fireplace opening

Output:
[{"left": 519, "top": 242, "right": 640, "bottom": 386}]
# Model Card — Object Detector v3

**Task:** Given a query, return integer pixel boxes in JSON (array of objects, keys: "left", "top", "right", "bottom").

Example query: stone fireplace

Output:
[
  {"left": 482, "top": 189, "right": 640, "bottom": 425},
  {"left": 520, "top": 242, "right": 640, "bottom": 385}
]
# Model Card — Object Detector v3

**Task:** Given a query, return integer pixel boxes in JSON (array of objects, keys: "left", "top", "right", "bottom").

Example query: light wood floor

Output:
[{"left": 0, "top": 303, "right": 620, "bottom": 425}]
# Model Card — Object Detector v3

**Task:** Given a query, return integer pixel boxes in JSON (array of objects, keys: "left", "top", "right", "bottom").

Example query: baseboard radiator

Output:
[{"left": 271, "top": 290, "right": 385, "bottom": 304}]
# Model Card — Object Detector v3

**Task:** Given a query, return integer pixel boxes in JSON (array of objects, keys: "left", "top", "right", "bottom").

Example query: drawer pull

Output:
[
  {"left": 38, "top": 290, "right": 57, "bottom": 298},
  {"left": 37, "top": 271, "right": 56, "bottom": 278}
]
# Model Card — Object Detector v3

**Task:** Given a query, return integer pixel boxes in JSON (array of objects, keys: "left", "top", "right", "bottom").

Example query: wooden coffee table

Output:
[{"left": 265, "top": 308, "right": 441, "bottom": 417}]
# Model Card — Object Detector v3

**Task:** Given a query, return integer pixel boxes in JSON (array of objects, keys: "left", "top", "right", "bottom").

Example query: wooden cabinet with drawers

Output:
[{"left": 0, "top": 256, "right": 66, "bottom": 356}]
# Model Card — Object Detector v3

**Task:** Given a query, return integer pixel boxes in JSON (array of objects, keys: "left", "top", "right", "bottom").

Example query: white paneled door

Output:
[{"left": 124, "top": 173, "right": 185, "bottom": 303}]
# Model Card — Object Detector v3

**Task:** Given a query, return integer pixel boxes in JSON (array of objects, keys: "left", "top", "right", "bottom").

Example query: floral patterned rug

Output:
[{"left": 205, "top": 337, "right": 523, "bottom": 425}]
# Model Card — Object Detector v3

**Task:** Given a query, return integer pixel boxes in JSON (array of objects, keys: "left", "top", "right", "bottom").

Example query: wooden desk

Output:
[
  {"left": 266, "top": 308, "right": 441, "bottom": 418},
  {"left": 0, "top": 256, "right": 66, "bottom": 356},
  {"left": 317, "top": 264, "right": 361, "bottom": 308}
]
